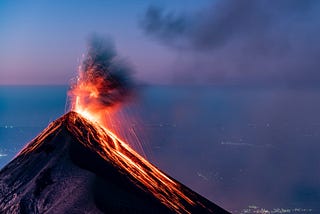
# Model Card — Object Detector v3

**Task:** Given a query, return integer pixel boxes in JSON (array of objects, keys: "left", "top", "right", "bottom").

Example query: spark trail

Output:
[{"left": 67, "top": 37, "right": 200, "bottom": 213}]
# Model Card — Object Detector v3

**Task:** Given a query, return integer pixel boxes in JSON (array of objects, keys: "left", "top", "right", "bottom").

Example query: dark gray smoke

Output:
[
  {"left": 141, "top": 0, "right": 320, "bottom": 86},
  {"left": 141, "top": 6, "right": 189, "bottom": 49},
  {"left": 69, "top": 36, "right": 133, "bottom": 108}
]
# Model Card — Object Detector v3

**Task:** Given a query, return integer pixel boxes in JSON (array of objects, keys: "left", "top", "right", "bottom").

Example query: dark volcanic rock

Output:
[{"left": 0, "top": 112, "right": 229, "bottom": 214}]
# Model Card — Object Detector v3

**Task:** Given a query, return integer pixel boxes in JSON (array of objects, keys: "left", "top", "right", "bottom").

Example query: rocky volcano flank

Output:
[{"left": 0, "top": 112, "right": 229, "bottom": 213}]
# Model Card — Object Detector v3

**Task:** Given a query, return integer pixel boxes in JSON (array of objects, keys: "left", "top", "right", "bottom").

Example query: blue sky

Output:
[
  {"left": 1, "top": 0, "right": 320, "bottom": 86},
  {"left": 0, "top": 0, "right": 209, "bottom": 85}
]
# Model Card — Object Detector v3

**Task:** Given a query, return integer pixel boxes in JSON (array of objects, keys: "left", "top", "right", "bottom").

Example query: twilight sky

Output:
[{"left": 1, "top": 0, "right": 320, "bottom": 86}]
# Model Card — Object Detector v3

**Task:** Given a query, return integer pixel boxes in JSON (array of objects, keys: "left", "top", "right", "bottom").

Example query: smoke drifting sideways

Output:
[
  {"left": 68, "top": 37, "right": 134, "bottom": 114},
  {"left": 140, "top": 0, "right": 320, "bottom": 87}
]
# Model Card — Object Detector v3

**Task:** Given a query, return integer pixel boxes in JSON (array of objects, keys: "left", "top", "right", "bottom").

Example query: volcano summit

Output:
[{"left": 0, "top": 112, "right": 229, "bottom": 213}]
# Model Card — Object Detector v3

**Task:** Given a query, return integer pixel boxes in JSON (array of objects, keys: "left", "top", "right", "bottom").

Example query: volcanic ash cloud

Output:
[{"left": 68, "top": 37, "right": 134, "bottom": 115}]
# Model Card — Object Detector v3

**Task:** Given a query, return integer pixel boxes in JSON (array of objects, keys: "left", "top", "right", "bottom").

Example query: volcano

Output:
[{"left": 0, "top": 112, "right": 229, "bottom": 213}]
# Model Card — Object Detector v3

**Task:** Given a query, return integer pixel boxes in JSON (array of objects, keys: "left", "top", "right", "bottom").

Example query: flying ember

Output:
[
  {"left": 67, "top": 37, "right": 200, "bottom": 213},
  {"left": 68, "top": 37, "right": 133, "bottom": 128}
]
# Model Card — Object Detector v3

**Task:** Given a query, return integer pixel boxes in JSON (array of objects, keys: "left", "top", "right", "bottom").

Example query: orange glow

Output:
[
  {"left": 68, "top": 67, "right": 125, "bottom": 135},
  {"left": 65, "top": 68, "right": 205, "bottom": 213},
  {"left": 67, "top": 112, "right": 198, "bottom": 213},
  {"left": 19, "top": 111, "right": 211, "bottom": 213}
]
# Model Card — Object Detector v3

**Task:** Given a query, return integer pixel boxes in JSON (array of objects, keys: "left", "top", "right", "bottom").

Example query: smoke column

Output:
[
  {"left": 67, "top": 36, "right": 148, "bottom": 155},
  {"left": 68, "top": 36, "right": 133, "bottom": 114}
]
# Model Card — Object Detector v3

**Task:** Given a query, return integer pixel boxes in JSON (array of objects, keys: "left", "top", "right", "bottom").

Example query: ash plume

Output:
[
  {"left": 69, "top": 36, "right": 133, "bottom": 109},
  {"left": 141, "top": 0, "right": 320, "bottom": 51},
  {"left": 141, "top": 0, "right": 320, "bottom": 86}
]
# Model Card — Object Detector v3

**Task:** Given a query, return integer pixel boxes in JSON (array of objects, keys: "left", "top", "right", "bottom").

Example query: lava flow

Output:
[{"left": 67, "top": 38, "right": 198, "bottom": 213}]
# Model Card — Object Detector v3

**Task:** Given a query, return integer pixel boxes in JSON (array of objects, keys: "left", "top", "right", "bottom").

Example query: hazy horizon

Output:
[{"left": 1, "top": 85, "right": 320, "bottom": 213}]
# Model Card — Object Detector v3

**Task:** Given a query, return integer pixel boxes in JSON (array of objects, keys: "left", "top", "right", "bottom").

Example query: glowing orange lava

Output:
[
  {"left": 69, "top": 112, "right": 198, "bottom": 213},
  {"left": 66, "top": 70, "right": 206, "bottom": 213}
]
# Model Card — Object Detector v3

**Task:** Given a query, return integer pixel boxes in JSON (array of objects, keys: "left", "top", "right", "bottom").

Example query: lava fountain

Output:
[
  {"left": 68, "top": 37, "right": 133, "bottom": 129},
  {"left": 68, "top": 37, "right": 198, "bottom": 213}
]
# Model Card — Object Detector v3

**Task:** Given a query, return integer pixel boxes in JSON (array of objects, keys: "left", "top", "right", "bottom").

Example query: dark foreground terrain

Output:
[{"left": 0, "top": 112, "right": 229, "bottom": 213}]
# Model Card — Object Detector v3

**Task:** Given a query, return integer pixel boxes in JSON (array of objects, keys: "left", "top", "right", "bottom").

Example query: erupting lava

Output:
[
  {"left": 66, "top": 38, "right": 221, "bottom": 213},
  {"left": 68, "top": 37, "right": 132, "bottom": 129},
  {"left": 68, "top": 112, "right": 198, "bottom": 213},
  {"left": 67, "top": 109, "right": 199, "bottom": 213},
  {"left": 67, "top": 38, "right": 198, "bottom": 213}
]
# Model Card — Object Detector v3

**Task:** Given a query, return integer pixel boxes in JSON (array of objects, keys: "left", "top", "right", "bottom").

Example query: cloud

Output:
[{"left": 141, "top": 0, "right": 320, "bottom": 86}]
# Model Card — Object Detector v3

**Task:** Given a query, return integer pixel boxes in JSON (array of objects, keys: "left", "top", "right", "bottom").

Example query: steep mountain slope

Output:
[{"left": 0, "top": 112, "right": 229, "bottom": 213}]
